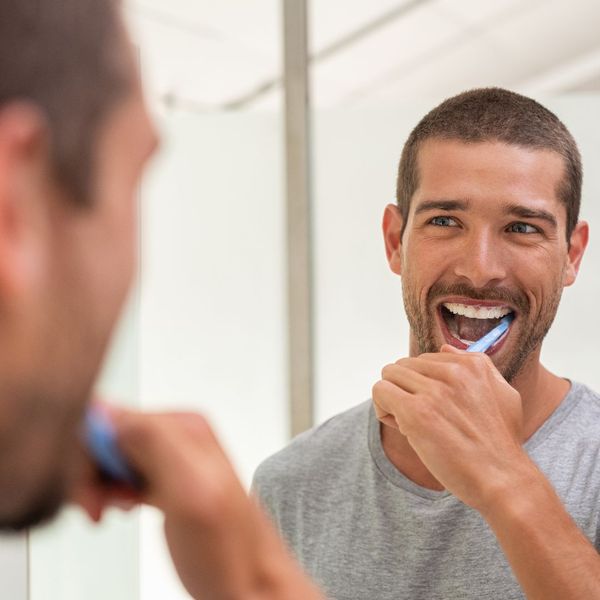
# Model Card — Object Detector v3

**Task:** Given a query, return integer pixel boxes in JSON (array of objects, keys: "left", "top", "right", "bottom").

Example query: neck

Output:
[
  {"left": 504, "top": 346, "right": 570, "bottom": 441},
  {"left": 382, "top": 339, "right": 570, "bottom": 491}
]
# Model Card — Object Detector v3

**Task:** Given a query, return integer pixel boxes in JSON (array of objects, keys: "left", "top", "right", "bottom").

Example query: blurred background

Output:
[{"left": 3, "top": 0, "right": 600, "bottom": 598}]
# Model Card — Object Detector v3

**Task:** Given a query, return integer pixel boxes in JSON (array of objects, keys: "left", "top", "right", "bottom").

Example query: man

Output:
[
  {"left": 0, "top": 1, "right": 322, "bottom": 598},
  {"left": 253, "top": 88, "right": 600, "bottom": 599}
]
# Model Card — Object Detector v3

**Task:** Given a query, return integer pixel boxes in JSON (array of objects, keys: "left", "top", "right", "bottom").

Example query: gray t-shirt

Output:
[{"left": 252, "top": 381, "right": 600, "bottom": 600}]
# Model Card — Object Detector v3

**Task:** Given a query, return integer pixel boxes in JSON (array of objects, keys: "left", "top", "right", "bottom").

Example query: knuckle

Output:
[
  {"left": 381, "top": 363, "right": 396, "bottom": 380},
  {"left": 430, "top": 380, "right": 447, "bottom": 400},
  {"left": 474, "top": 353, "right": 490, "bottom": 369},
  {"left": 172, "top": 412, "right": 215, "bottom": 442},
  {"left": 444, "top": 362, "right": 463, "bottom": 381},
  {"left": 372, "top": 379, "right": 388, "bottom": 400},
  {"left": 119, "top": 416, "right": 156, "bottom": 447},
  {"left": 410, "top": 397, "right": 433, "bottom": 426},
  {"left": 186, "top": 413, "right": 211, "bottom": 434}
]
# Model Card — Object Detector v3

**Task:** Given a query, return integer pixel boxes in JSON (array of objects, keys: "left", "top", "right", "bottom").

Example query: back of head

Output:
[
  {"left": 0, "top": 0, "right": 134, "bottom": 532},
  {"left": 396, "top": 88, "right": 582, "bottom": 239},
  {"left": 0, "top": 0, "right": 131, "bottom": 204}
]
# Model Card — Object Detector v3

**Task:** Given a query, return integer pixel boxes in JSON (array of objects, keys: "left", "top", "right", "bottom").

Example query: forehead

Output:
[{"left": 413, "top": 139, "right": 566, "bottom": 215}]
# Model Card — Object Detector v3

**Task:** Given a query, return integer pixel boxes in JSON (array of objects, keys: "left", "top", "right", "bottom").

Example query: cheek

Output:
[
  {"left": 404, "top": 243, "right": 449, "bottom": 295},
  {"left": 107, "top": 182, "right": 139, "bottom": 273},
  {"left": 88, "top": 191, "right": 138, "bottom": 319},
  {"left": 514, "top": 263, "right": 564, "bottom": 318}
]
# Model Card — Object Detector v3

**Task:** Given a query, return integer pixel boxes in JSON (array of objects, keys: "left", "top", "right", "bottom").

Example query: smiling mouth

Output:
[{"left": 438, "top": 302, "right": 516, "bottom": 352}]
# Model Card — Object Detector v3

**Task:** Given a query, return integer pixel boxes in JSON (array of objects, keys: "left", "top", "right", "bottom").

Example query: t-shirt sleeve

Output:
[{"left": 251, "top": 459, "right": 281, "bottom": 527}]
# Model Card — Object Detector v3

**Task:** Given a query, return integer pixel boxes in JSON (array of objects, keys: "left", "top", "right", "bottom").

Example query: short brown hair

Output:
[
  {"left": 396, "top": 88, "right": 582, "bottom": 240},
  {"left": 0, "top": 0, "right": 131, "bottom": 204}
]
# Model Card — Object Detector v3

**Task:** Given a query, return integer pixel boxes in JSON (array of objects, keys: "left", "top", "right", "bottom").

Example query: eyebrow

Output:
[
  {"left": 502, "top": 203, "right": 558, "bottom": 229},
  {"left": 413, "top": 199, "right": 559, "bottom": 230},
  {"left": 413, "top": 199, "right": 470, "bottom": 215}
]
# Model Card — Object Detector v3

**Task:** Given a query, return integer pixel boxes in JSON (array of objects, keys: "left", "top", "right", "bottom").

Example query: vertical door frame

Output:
[{"left": 283, "top": 0, "right": 314, "bottom": 438}]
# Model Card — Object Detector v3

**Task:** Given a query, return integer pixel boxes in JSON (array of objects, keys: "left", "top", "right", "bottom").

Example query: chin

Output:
[
  {"left": 0, "top": 413, "right": 74, "bottom": 532},
  {"left": 0, "top": 479, "right": 65, "bottom": 532}
]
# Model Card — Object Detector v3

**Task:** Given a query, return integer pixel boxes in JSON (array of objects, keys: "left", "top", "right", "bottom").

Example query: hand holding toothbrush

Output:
[{"left": 371, "top": 338, "right": 538, "bottom": 515}]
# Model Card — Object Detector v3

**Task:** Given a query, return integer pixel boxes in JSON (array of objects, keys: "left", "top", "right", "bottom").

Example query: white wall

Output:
[
  {"left": 542, "top": 96, "right": 600, "bottom": 381},
  {"left": 0, "top": 535, "right": 27, "bottom": 599}
]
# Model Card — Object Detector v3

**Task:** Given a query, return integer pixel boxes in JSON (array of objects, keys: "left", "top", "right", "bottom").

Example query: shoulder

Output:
[
  {"left": 566, "top": 380, "right": 600, "bottom": 422},
  {"left": 574, "top": 380, "right": 600, "bottom": 402},
  {"left": 252, "top": 400, "right": 371, "bottom": 499},
  {"left": 539, "top": 380, "right": 600, "bottom": 448}
]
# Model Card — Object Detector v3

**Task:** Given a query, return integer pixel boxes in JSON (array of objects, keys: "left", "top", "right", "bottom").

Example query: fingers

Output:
[
  {"left": 112, "top": 413, "right": 203, "bottom": 491},
  {"left": 440, "top": 343, "right": 465, "bottom": 355},
  {"left": 111, "top": 410, "right": 245, "bottom": 520},
  {"left": 69, "top": 438, "right": 142, "bottom": 522},
  {"left": 113, "top": 411, "right": 216, "bottom": 469},
  {"left": 389, "top": 350, "right": 496, "bottom": 387},
  {"left": 381, "top": 363, "right": 432, "bottom": 394},
  {"left": 70, "top": 483, "right": 105, "bottom": 522},
  {"left": 71, "top": 481, "right": 140, "bottom": 522},
  {"left": 374, "top": 349, "right": 496, "bottom": 435},
  {"left": 419, "top": 347, "right": 493, "bottom": 369},
  {"left": 383, "top": 357, "right": 453, "bottom": 392},
  {"left": 372, "top": 379, "right": 416, "bottom": 435}
]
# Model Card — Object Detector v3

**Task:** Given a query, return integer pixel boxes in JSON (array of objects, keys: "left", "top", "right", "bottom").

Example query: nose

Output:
[{"left": 452, "top": 230, "right": 507, "bottom": 288}]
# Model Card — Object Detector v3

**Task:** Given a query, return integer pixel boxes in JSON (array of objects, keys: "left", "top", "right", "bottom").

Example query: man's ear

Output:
[
  {"left": 563, "top": 220, "right": 589, "bottom": 287},
  {"left": 382, "top": 203, "right": 404, "bottom": 275},
  {"left": 0, "top": 103, "right": 50, "bottom": 301}
]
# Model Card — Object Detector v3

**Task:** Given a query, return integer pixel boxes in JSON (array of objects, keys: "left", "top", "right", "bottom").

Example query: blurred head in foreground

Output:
[{"left": 0, "top": 0, "right": 158, "bottom": 529}]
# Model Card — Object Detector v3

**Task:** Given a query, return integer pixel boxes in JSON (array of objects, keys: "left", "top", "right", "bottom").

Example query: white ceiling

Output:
[{"left": 125, "top": 0, "right": 600, "bottom": 112}]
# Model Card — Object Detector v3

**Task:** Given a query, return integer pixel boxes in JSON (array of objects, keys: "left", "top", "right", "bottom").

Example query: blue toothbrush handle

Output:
[
  {"left": 466, "top": 314, "right": 514, "bottom": 353},
  {"left": 84, "top": 406, "right": 141, "bottom": 488}
]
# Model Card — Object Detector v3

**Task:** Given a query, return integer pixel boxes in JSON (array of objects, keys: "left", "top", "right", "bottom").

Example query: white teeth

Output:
[{"left": 443, "top": 302, "right": 512, "bottom": 319}]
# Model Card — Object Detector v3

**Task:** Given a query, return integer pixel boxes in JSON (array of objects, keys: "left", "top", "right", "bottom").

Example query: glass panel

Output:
[
  {"left": 539, "top": 96, "right": 600, "bottom": 382},
  {"left": 0, "top": 534, "right": 27, "bottom": 600}
]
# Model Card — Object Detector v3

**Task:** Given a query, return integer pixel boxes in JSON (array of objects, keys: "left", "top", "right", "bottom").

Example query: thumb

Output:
[{"left": 440, "top": 343, "right": 467, "bottom": 354}]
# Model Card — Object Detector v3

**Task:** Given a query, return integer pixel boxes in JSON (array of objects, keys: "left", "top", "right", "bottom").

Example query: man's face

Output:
[
  {"left": 384, "top": 139, "right": 587, "bottom": 382},
  {"left": 0, "top": 51, "right": 159, "bottom": 530}
]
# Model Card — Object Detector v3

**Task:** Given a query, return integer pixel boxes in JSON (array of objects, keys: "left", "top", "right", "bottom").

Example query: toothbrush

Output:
[
  {"left": 84, "top": 405, "right": 141, "bottom": 489},
  {"left": 466, "top": 314, "right": 514, "bottom": 353}
]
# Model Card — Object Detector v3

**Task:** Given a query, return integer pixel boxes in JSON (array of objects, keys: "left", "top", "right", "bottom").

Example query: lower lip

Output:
[{"left": 436, "top": 307, "right": 513, "bottom": 355}]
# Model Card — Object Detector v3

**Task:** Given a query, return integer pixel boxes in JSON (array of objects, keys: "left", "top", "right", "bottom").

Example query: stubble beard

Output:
[
  {"left": 0, "top": 472, "right": 66, "bottom": 532},
  {"left": 401, "top": 278, "right": 564, "bottom": 383}
]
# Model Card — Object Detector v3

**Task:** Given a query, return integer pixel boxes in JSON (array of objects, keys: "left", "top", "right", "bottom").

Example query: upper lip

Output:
[{"left": 437, "top": 296, "right": 518, "bottom": 316}]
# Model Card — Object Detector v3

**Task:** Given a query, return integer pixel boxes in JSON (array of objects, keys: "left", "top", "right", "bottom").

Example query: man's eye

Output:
[
  {"left": 429, "top": 216, "right": 457, "bottom": 227},
  {"left": 508, "top": 222, "right": 539, "bottom": 234}
]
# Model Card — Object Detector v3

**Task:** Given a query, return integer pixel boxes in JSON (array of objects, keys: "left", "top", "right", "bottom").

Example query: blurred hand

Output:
[{"left": 71, "top": 406, "right": 323, "bottom": 600}]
